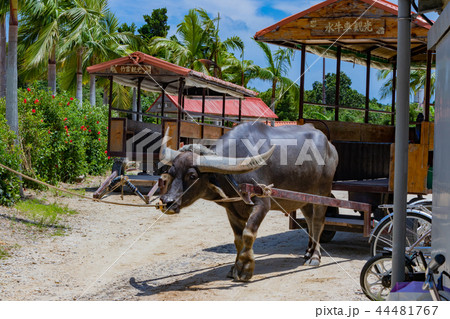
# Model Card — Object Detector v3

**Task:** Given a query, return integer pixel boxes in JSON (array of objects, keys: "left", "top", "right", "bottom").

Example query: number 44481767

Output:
[{"left": 375, "top": 306, "right": 438, "bottom": 316}]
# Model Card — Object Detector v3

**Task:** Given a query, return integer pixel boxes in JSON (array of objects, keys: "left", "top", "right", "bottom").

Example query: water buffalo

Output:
[{"left": 159, "top": 122, "right": 338, "bottom": 281}]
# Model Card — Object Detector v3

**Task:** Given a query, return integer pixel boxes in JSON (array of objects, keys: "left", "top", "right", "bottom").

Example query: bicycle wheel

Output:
[
  {"left": 360, "top": 254, "right": 414, "bottom": 301},
  {"left": 370, "top": 210, "right": 432, "bottom": 258}
]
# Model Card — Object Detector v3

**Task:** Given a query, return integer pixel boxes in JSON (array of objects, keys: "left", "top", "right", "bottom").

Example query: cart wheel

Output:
[{"left": 370, "top": 210, "right": 432, "bottom": 258}]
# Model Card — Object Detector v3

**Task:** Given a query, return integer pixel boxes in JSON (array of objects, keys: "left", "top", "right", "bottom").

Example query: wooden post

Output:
[
  {"left": 107, "top": 76, "right": 113, "bottom": 155},
  {"left": 182, "top": 90, "right": 186, "bottom": 120},
  {"left": 238, "top": 98, "right": 242, "bottom": 122},
  {"left": 160, "top": 90, "right": 165, "bottom": 131},
  {"left": 391, "top": 63, "right": 397, "bottom": 125},
  {"left": 222, "top": 93, "right": 226, "bottom": 135},
  {"left": 365, "top": 51, "right": 371, "bottom": 123},
  {"left": 201, "top": 88, "right": 206, "bottom": 139},
  {"left": 137, "top": 78, "right": 143, "bottom": 122},
  {"left": 335, "top": 46, "right": 341, "bottom": 121},
  {"left": 424, "top": 50, "right": 432, "bottom": 122},
  {"left": 176, "top": 78, "right": 185, "bottom": 150},
  {"left": 298, "top": 44, "right": 306, "bottom": 121}
]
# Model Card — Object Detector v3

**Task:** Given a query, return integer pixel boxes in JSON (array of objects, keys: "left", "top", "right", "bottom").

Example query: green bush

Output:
[
  {"left": 0, "top": 115, "right": 22, "bottom": 206},
  {"left": 0, "top": 85, "right": 112, "bottom": 187}
]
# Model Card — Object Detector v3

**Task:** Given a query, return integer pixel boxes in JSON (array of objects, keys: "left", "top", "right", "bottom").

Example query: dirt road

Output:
[{"left": 0, "top": 182, "right": 370, "bottom": 301}]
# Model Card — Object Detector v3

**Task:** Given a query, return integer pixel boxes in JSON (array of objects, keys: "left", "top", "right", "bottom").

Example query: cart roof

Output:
[
  {"left": 254, "top": 0, "right": 432, "bottom": 69},
  {"left": 86, "top": 51, "right": 257, "bottom": 98},
  {"left": 146, "top": 94, "right": 278, "bottom": 119}
]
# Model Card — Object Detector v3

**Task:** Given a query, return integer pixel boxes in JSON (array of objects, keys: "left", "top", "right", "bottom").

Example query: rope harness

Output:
[{"left": 0, "top": 163, "right": 161, "bottom": 208}]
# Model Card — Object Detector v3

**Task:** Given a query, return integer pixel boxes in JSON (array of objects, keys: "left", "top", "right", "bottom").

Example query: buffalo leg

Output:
[
  {"left": 233, "top": 201, "right": 269, "bottom": 281},
  {"left": 300, "top": 204, "right": 315, "bottom": 259},
  {"left": 304, "top": 204, "right": 327, "bottom": 266},
  {"left": 225, "top": 209, "right": 245, "bottom": 278}
]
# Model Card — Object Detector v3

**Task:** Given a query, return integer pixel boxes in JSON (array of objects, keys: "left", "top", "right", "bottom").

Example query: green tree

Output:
[
  {"left": 151, "top": 8, "right": 243, "bottom": 80},
  {"left": 58, "top": 1, "right": 137, "bottom": 106},
  {"left": 19, "top": 0, "right": 75, "bottom": 95},
  {"left": 138, "top": 8, "right": 170, "bottom": 40},
  {"left": 255, "top": 41, "right": 295, "bottom": 123},
  {"left": 118, "top": 22, "right": 137, "bottom": 34},
  {"left": 377, "top": 68, "right": 436, "bottom": 100}
]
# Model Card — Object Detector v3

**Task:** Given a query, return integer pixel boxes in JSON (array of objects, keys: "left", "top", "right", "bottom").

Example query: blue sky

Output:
[{"left": 107, "top": 0, "right": 436, "bottom": 103}]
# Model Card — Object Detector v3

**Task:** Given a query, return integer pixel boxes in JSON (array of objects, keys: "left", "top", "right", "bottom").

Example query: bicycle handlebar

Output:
[{"left": 428, "top": 254, "right": 446, "bottom": 274}]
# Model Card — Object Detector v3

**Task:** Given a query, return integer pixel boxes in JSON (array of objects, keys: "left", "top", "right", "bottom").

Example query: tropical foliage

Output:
[{"left": 0, "top": 85, "right": 112, "bottom": 187}]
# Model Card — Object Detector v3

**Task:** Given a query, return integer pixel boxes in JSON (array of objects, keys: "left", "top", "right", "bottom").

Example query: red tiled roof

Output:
[
  {"left": 254, "top": 0, "right": 431, "bottom": 39},
  {"left": 147, "top": 95, "right": 278, "bottom": 119}
]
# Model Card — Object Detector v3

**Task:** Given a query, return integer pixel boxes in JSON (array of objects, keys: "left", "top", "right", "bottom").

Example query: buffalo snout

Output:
[{"left": 160, "top": 194, "right": 181, "bottom": 214}]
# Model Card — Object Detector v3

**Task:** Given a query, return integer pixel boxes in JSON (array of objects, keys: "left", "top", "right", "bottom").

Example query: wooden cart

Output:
[{"left": 254, "top": 0, "right": 435, "bottom": 237}]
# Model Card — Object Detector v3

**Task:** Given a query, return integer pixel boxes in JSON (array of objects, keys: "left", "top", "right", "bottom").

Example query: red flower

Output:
[
  {"left": 70, "top": 97, "right": 74, "bottom": 101},
  {"left": 106, "top": 126, "right": 108, "bottom": 129},
  {"left": 63, "top": 118, "right": 67, "bottom": 121},
  {"left": 65, "top": 141, "right": 68, "bottom": 144},
  {"left": 96, "top": 121, "right": 99, "bottom": 124},
  {"left": 48, "top": 130, "right": 51, "bottom": 134},
  {"left": 108, "top": 156, "right": 110, "bottom": 160},
  {"left": 64, "top": 125, "right": 67, "bottom": 129},
  {"left": 24, "top": 99, "right": 27, "bottom": 103},
  {"left": 27, "top": 88, "right": 31, "bottom": 92},
  {"left": 80, "top": 125, "right": 84, "bottom": 129},
  {"left": 97, "top": 131, "right": 101, "bottom": 135},
  {"left": 98, "top": 138, "right": 101, "bottom": 141},
  {"left": 104, "top": 150, "right": 107, "bottom": 154},
  {"left": 88, "top": 129, "right": 91, "bottom": 132},
  {"left": 52, "top": 95, "right": 55, "bottom": 99},
  {"left": 40, "top": 119, "right": 43, "bottom": 123},
  {"left": 69, "top": 140, "right": 72, "bottom": 143},
  {"left": 32, "top": 109, "right": 36, "bottom": 113},
  {"left": 67, "top": 102, "right": 70, "bottom": 106},
  {"left": 34, "top": 99, "right": 39, "bottom": 104}
]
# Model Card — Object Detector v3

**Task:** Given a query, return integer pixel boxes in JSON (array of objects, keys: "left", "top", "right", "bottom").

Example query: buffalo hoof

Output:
[
  {"left": 304, "top": 256, "right": 320, "bottom": 266},
  {"left": 304, "top": 249, "right": 313, "bottom": 260},
  {"left": 233, "top": 253, "right": 255, "bottom": 282}
]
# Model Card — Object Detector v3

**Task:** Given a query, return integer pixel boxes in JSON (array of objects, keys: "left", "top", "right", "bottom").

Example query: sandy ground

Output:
[{"left": 0, "top": 177, "right": 374, "bottom": 301}]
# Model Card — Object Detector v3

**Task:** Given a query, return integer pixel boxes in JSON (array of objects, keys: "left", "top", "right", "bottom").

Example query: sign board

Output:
[
  {"left": 309, "top": 18, "right": 386, "bottom": 36},
  {"left": 110, "top": 64, "right": 152, "bottom": 74}
]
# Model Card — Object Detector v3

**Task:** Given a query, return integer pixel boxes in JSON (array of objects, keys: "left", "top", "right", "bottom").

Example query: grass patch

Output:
[
  {"left": 15, "top": 199, "right": 77, "bottom": 229},
  {"left": 0, "top": 246, "right": 10, "bottom": 259},
  {"left": 49, "top": 188, "right": 86, "bottom": 198}
]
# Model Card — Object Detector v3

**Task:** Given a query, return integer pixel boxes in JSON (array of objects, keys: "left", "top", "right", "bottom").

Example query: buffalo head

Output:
[{"left": 158, "top": 130, "right": 275, "bottom": 214}]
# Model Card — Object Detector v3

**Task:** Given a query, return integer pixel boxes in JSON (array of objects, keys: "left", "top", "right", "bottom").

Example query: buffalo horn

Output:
[
  {"left": 159, "top": 127, "right": 181, "bottom": 164},
  {"left": 196, "top": 145, "right": 276, "bottom": 174}
]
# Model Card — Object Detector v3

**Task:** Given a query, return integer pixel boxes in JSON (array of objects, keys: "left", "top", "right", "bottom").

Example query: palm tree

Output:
[
  {"left": 377, "top": 68, "right": 435, "bottom": 100},
  {"left": 19, "top": 0, "right": 72, "bottom": 95},
  {"left": 58, "top": 0, "right": 136, "bottom": 106},
  {"left": 6, "top": 0, "right": 19, "bottom": 138},
  {"left": 256, "top": 41, "right": 295, "bottom": 123},
  {"left": 151, "top": 9, "right": 210, "bottom": 71},
  {"left": 151, "top": 8, "right": 244, "bottom": 79}
]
